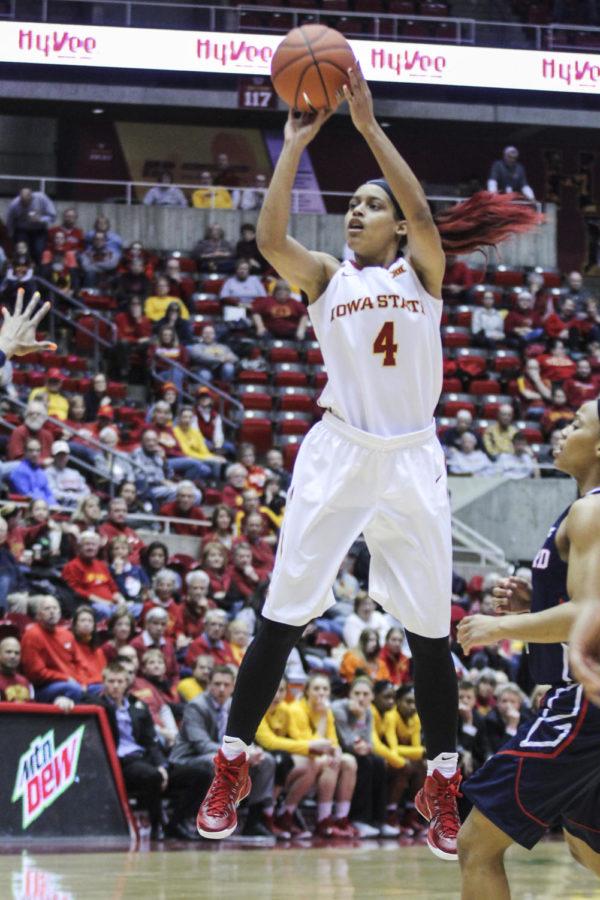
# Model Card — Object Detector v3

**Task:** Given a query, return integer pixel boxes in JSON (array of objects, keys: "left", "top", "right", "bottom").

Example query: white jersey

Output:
[{"left": 309, "top": 257, "right": 443, "bottom": 437}]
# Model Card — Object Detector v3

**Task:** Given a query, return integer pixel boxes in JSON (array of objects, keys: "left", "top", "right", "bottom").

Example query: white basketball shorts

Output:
[{"left": 262, "top": 412, "right": 452, "bottom": 639}]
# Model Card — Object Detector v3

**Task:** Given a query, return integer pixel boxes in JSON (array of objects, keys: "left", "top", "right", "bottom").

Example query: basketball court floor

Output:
[{"left": 3, "top": 839, "right": 599, "bottom": 899}]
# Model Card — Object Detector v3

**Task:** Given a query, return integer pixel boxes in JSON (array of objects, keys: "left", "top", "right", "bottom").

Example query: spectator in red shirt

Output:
[
  {"left": 504, "top": 291, "right": 544, "bottom": 349},
  {"left": 71, "top": 605, "right": 106, "bottom": 690},
  {"left": 40, "top": 230, "right": 79, "bottom": 295},
  {"left": 537, "top": 339, "right": 577, "bottom": 382},
  {"left": 114, "top": 295, "right": 152, "bottom": 379},
  {"left": 252, "top": 279, "right": 309, "bottom": 340},
  {"left": 543, "top": 296, "right": 582, "bottom": 349},
  {"left": 159, "top": 480, "right": 208, "bottom": 537},
  {"left": 99, "top": 497, "right": 145, "bottom": 565},
  {"left": 202, "top": 504, "right": 235, "bottom": 553},
  {"left": 0, "top": 635, "right": 34, "bottom": 702},
  {"left": 20, "top": 594, "right": 89, "bottom": 701},
  {"left": 100, "top": 608, "right": 137, "bottom": 663},
  {"left": 564, "top": 358, "right": 599, "bottom": 407},
  {"left": 234, "top": 512, "right": 274, "bottom": 579},
  {"left": 516, "top": 357, "right": 552, "bottom": 418},
  {"left": 173, "top": 570, "right": 214, "bottom": 649},
  {"left": 185, "top": 609, "right": 235, "bottom": 668},
  {"left": 47, "top": 207, "right": 84, "bottom": 253},
  {"left": 201, "top": 541, "right": 232, "bottom": 605},
  {"left": 62, "top": 531, "right": 125, "bottom": 620},
  {"left": 442, "top": 253, "right": 475, "bottom": 302},
  {"left": 194, "top": 387, "right": 232, "bottom": 455},
  {"left": 141, "top": 568, "right": 180, "bottom": 634},
  {"left": 221, "top": 463, "right": 248, "bottom": 509},
  {"left": 238, "top": 442, "right": 268, "bottom": 492},
  {"left": 540, "top": 386, "right": 576, "bottom": 439},
  {"left": 227, "top": 541, "right": 269, "bottom": 616},
  {"left": 378, "top": 627, "right": 411, "bottom": 686},
  {"left": 7, "top": 402, "right": 54, "bottom": 463},
  {"left": 130, "top": 606, "right": 178, "bottom": 686}
]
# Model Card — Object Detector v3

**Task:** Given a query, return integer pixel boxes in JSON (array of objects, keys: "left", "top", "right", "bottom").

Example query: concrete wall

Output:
[
  {"left": 0, "top": 115, "right": 57, "bottom": 185},
  {"left": 450, "top": 476, "right": 577, "bottom": 563},
  {"left": 0, "top": 199, "right": 557, "bottom": 266}
]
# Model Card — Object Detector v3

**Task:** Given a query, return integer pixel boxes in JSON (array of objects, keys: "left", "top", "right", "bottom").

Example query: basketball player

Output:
[
  {"left": 0, "top": 288, "right": 54, "bottom": 365},
  {"left": 196, "top": 65, "right": 539, "bottom": 859},
  {"left": 456, "top": 398, "right": 600, "bottom": 898}
]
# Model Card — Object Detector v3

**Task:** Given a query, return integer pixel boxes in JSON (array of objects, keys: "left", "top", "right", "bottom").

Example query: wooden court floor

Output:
[{"left": 2, "top": 840, "right": 599, "bottom": 900}]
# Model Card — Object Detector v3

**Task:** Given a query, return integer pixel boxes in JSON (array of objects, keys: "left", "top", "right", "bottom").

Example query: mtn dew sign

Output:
[{"left": 12, "top": 726, "right": 85, "bottom": 829}]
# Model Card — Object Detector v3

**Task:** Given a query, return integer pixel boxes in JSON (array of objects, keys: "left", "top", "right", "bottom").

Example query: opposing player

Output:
[
  {"left": 457, "top": 398, "right": 600, "bottom": 897},
  {"left": 196, "top": 65, "right": 540, "bottom": 859}
]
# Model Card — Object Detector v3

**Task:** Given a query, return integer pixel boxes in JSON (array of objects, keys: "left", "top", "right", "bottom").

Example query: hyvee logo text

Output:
[
  {"left": 12, "top": 726, "right": 85, "bottom": 829},
  {"left": 18, "top": 28, "right": 97, "bottom": 58},
  {"left": 196, "top": 37, "right": 273, "bottom": 67}
]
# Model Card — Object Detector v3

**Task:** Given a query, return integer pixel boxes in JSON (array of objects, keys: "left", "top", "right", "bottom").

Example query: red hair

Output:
[{"left": 433, "top": 191, "right": 543, "bottom": 255}]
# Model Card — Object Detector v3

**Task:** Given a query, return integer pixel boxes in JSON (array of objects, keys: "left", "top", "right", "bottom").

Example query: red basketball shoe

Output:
[
  {"left": 415, "top": 769, "right": 461, "bottom": 861},
  {"left": 196, "top": 750, "right": 251, "bottom": 839}
]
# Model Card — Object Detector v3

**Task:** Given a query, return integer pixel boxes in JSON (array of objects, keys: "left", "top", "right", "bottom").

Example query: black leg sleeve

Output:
[
  {"left": 226, "top": 616, "right": 305, "bottom": 745},
  {"left": 404, "top": 630, "right": 458, "bottom": 760}
]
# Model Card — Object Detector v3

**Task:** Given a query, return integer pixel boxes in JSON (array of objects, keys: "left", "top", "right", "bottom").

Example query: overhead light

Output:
[{"left": 92, "top": 107, "right": 105, "bottom": 114}]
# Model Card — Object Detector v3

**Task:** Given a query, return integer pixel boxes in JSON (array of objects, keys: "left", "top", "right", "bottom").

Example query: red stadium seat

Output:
[
  {"left": 491, "top": 349, "right": 522, "bottom": 374},
  {"left": 470, "top": 378, "right": 501, "bottom": 395},
  {"left": 311, "top": 366, "right": 328, "bottom": 390},
  {"left": 61, "top": 376, "right": 81, "bottom": 393},
  {"left": 276, "top": 387, "right": 315, "bottom": 414},
  {"left": 492, "top": 267, "right": 524, "bottom": 287},
  {"left": 454, "top": 306, "right": 473, "bottom": 328},
  {"left": 436, "top": 416, "right": 456, "bottom": 441},
  {"left": 193, "top": 295, "right": 222, "bottom": 316},
  {"left": 438, "top": 393, "right": 476, "bottom": 417},
  {"left": 471, "top": 284, "right": 504, "bottom": 305},
  {"left": 273, "top": 363, "right": 308, "bottom": 387},
  {"left": 442, "top": 377, "right": 462, "bottom": 393},
  {"left": 203, "top": 487, "right": 223, "bottom": 506},
  {"left": 237, "top": 385, "right": 273, "bottom": 412},
  {"left": 268, "top": 341, "right": 300, "bottom": 364},
  {"left": 64, "top": 355, "right": 89, "bottom": 372},
  {"left": 237, "top": 370, "right": 269, "bottom": 385},
  {"left": 26, "top": 371, "right": 46, "bottom": 388},
  {"left": 304, "top": 342, "right": 324, "bottom": 365},
  {"left": 442, "top": 326, "right": 471, "bottom": 348},
  {"left": 455, "top": 348, "right": 488, "bottom": 378},
  {"left": 238, "top": 411, "right": 273, "bottom": 455},
  {"left": 479, "top": 394, "right": 513, "bottom": 418},
  {"left": 107, "top": 382, "right": 128, "bottom": 401},
  {"left": 277, "top": 435, "right": 303, "bottom": 470},
  {"left": 519, "top": 422, "right": 544, "bottom": 444},
  {"left": 388, "top": 0, "right": 416, "bottom": 12},
  {"left": 276, "top": 412, "right": 312, "bottom": 436},
  {"left": 199, "top": 277, "right": 225, "bottom": 295}
]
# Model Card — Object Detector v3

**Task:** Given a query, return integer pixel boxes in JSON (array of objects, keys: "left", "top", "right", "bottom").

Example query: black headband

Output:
[{"left": 367, "top": 179, "right": 403, "bottom": 219}]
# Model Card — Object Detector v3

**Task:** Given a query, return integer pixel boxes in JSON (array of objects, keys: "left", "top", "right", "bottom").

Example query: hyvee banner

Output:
[{"left": 1, "top": 22, "right": 600, "bottom": 95}]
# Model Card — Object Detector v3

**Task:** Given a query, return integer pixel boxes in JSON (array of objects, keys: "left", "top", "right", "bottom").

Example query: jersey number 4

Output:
[{"left": 373, "top": 321, "right": 398, "bottom": 367}]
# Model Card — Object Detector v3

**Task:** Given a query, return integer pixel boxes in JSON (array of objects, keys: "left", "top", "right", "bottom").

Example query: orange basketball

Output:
[{"left": 270, "top": 24, "right": 357, "bottom": 113}]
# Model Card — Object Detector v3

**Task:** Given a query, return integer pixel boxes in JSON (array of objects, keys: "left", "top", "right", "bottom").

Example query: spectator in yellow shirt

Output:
[
  {"left": 227, "top": 618, "right": 251, "bottom": 667},
  {"left": 482, "top": 403, "right": 518, "bottom": 460},
  {"left": 177, "top": 654, "right": 214, "bottom": 702},
  {"left": 173, "top": 406, "right": 226, "bottom": 479},
  {"left": 391, "top": 684, "right": 427, "bottom": 834},
  {"left": 191, "top": 171, "right": 233, "bottom": 210},
  {"left": 286, "top": 674, "right": 358, "bottom": 839},
  {"left": 144, "top": 276, "right": 190, "bottom": 322},
  {"left": 29, "top": 368, "right": 69, "bottom": 420}
]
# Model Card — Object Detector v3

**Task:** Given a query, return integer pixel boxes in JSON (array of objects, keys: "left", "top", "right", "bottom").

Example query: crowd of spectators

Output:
[{"left": 0, "top": 183, "right": 596, "bottom": 843}]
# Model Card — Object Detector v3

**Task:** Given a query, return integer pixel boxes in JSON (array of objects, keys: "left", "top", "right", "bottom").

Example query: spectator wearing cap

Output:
[
  {"left": 252, "top": 280, "right": 309, "bottom": 341},
  {"left": 143, "top": 171, "right": 188, "bottom": 208},
  {"left": 6, "top": 187, "right": 56, "bottom": 264},
  {"left": 28, "top": 368, "right": 70, "bottom": 421},
  {"left": 187, "top": 324, "right": 238, "bottom": 382},
  {"left": 46, "top": 440, "right": 90, "bottom": 507},
  {"left": 62, "top": 530, "right": 125, "bottom": 620},
  {"left": 7, "top": 402, "right": 54, "bottom": 463},
  {"left": 482, "top": 404, "right": 518, "bottom": 460},
  {"left": 9, "top": 437, "right": 56, "bottom": 503},
  {"left": 487, "top": 146, "right": 535, "bottom": 200},
  {"left": 130, "top": 607, "right": 179, "bottom": 685}
]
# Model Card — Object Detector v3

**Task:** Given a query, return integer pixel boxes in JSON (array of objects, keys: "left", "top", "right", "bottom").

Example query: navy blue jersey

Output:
[{"left": 528, "top": 487, "right": 600, "bottom": 685}]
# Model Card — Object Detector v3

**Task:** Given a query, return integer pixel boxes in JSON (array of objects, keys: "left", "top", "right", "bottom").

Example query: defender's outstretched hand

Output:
[
  {"left": 0, "top": 289, "right": 55, "bottom": 360},
  {"left": 342, "top": 64, "right": 376, "bottom": 134},
  {"left": 457, "top": 614, "right": 501, "bottom": 655},
  {"left": 570, "top": 601, "right": 600, "bottom": 706}
]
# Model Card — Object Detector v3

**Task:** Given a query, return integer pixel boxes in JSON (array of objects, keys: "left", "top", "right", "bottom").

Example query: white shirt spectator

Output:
[
  {"left": 219, "top": 273, "right": 265, "bottom": 303},
  {"left": 471, "top": 307, "right": 505, "bottom": 341},
  {"left": 46, "top": 462, "right": 90, "bottom": 507},
  {"left": 143, "top": 184, "right": 188, "bottom": 208},
  {"left": 495, "top": 449, "right": 537, "bottom": 480},
  {"left": 447, "top": 446, "right": 497, "bottom": 476},
  {"left": 343, "top": 610, "right": 389, "bottom": 649}
]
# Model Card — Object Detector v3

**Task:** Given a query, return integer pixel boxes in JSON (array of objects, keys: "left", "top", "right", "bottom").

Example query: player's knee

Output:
[{"left": 567, "top": 838, "right": 600, "bottom": 877}]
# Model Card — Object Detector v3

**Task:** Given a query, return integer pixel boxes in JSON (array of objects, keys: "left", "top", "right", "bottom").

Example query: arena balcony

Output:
[{"left": 1, "top": 0, "right": 600, "bottom": 52}]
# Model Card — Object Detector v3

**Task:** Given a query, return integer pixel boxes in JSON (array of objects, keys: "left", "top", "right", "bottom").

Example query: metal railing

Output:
[
  {"left": 0, "top": 0, "right": 599, "bottom": 52},
  {"left": 150, "top": 355, "right": 243, "bottom": 432}
]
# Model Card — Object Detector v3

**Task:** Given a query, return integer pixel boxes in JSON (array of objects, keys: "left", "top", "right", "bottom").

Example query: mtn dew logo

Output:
[{"left": 12, "top": 726, "right": 85, "bottom": 829}]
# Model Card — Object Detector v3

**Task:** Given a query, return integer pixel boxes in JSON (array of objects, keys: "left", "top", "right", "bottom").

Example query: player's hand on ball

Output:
[
  {"left": 342, "top": 64, "right": 375, "bottom": 134},
  {"left": 492, "top": 576, "right": 532, "bottom": 615},
  {"left": 457, "top": 614, "right": 500, "bottom": 655},
  {"left": 284, "top": 107, "right": 333, "bottom": 149},
  {"left": 569, "top": 600, "right": 600, "bottom": 706}
]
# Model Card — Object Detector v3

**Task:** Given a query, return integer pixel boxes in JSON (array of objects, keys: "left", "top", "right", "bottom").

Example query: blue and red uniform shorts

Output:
[{"left": 462, "top": 683, "right": 600, "bottom": 851}]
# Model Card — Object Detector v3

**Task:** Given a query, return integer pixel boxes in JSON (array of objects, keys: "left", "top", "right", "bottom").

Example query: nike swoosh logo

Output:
[{"left": 435, "top": 475, "right": 442, "bottom": 483}]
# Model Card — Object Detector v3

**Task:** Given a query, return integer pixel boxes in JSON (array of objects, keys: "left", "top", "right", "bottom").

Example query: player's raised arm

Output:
[
  {"left": 256, "top": 109, "right": 340, "bottom": 302},
  {"left": 343, "top": 66, "right": 445, "bottom": 299}
]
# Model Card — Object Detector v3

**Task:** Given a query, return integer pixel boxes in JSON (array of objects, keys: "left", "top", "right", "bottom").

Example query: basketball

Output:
[{"left": 270, "top": 24, "right": 357, "bottom": 113}]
